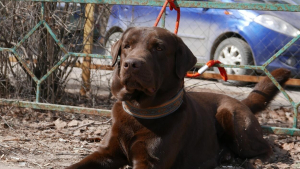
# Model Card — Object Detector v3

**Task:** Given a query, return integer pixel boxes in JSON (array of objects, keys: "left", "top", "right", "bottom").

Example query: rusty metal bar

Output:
[
  {"left": 69, "top": 52, "right": 112, "bottom": 59},
  {"left": 43, "top": 22, "right": 68, "bottom": 54},
  {"left": 14, "top": 20, "right": 44, "bottom": 50},
  {"left": 41, "top": 2, "right": 44, "bottom": 20},
  {"left": 36, "top": 83, "right": 41, "bottom": 102},
  {"left": 293, "top": 103, "right": 300, "bottom": 129},
  {"left": 11, "top": 50, "right": 39, "bottom": 83},
  {"left": 195, "top": 63, "right": 265, "bottom": 71},
  {"left": 15, "top": 0, "right": 300, "bottom": 12},
  {"left": 161, "top": 7, "right": 166, "bottom": 28},
  {"left": 0, "top": 99, "right": 111, "bottom": 116},
  {"left": 0, "top": 48, "right": 13, "bottom": 52},
  {"left": 39, "top": 54, "right": 71, "bottom": 83},
  {"left": 8, "top": 56, "right": 114, "bottom": 70},
  {"left": 262, "top": 126, "right": 300, "bottom": 136},
  {"left": 264, "top": 69, "right": 295, "bottom": 110},
  {"left": 262, "top": 34, "right": 300, "bottom": 67}
]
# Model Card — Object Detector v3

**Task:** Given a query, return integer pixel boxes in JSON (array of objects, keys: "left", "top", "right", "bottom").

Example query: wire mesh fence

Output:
[{"left": 0, "top": 0, "right": 299, "bottom": 135}]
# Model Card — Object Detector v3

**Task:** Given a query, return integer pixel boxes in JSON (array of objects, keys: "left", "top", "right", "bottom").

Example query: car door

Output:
[{"left": 165, "top": 0, "right": 213, "bottom": 62}]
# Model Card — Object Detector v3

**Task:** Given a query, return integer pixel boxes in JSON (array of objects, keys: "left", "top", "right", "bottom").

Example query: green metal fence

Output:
[{"left": 0, "top": 0, "right": 299, "bottom": 135}]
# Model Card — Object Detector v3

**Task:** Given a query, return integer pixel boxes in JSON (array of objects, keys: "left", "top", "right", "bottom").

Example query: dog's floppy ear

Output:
[
  {"left": 111, "top": 39, "right": 122, "bottom": 67},
  {"left": 175, "top": 37, "right": 197, "bottom": 78},
  {"left": 111, "top": 27, "right": 135, "bottom": 67}
]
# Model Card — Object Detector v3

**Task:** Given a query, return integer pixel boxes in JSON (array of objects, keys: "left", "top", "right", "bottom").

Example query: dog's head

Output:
[{"left": 110, "top": 27, "right": 196, "bottom": 108}]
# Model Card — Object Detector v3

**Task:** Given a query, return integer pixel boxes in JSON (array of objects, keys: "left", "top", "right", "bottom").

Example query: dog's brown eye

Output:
[
  {"left": 156, "top": 46, "right": 163, "bottom": 51},
  {"left": 124, "top": 44, "right": 130, "bottom": 49}
]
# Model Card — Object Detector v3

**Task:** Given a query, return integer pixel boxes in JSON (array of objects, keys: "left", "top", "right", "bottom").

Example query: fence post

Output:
[{"left": 80, "top": 4, "right": 95, "bottom": 96}]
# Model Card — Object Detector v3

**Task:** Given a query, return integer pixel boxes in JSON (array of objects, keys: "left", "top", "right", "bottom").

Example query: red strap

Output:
[
  {"left": 168, "top": 0, "right": 178, "bottom": 11},
  {"left": 186, "top": 72, "right": 200, "bottom": 78},
  {"left": 209, "top": 60, "right": 228, "bottom": 81},
  {"left": 186, "top": 60, "right": 228, "bottom": 81}
]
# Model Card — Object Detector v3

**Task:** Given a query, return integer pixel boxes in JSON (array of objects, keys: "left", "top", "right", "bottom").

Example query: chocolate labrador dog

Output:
[{"left": 67, "top": 27, "right": 290, "bottom": 169}]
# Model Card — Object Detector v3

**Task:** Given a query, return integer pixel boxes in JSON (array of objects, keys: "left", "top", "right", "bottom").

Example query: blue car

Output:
[{"left": 104, "top": 0, "right": 300, "bottom": 84}]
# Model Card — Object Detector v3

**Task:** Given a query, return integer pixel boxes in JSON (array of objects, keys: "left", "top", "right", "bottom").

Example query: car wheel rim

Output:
[{"left": 217, "top": 45, "right": 242, "bottom": 75}]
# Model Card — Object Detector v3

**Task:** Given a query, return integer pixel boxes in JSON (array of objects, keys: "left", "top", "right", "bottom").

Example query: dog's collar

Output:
[{"left": 122, "top": 89, "right": 184, "bottom": 119}]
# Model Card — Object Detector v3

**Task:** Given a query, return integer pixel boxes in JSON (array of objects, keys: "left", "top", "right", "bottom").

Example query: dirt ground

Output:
[
  {"left": 0, "top": 82, "right": 300, "bottom": 168},
  {"left": 0, "top": 106, "right": 299, "bottom": 169}
]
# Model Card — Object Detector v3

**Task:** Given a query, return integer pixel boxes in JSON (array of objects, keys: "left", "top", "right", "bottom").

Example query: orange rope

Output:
[
  {"left": 154, "top": 0, "right": 169, "bottom": 27},
  {"left": 154, "top": 0, "right": 180, "bottom": 34}
]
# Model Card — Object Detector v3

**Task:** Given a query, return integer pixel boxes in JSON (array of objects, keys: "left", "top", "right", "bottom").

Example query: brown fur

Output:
[
  {"left": 66, "top": 27, "right": 290, "bottom": 169},
  {"left": 242, "top": 68, "right": 290, "bottom": 114}
]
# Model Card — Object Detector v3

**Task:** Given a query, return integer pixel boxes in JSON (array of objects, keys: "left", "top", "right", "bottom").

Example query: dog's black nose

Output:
[{"left": 124, "top": 58, "right": 142, "bottom": 71}]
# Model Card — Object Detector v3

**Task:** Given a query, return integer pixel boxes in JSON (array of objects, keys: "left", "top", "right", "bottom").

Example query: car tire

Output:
[
  {"left": 104, "top": 31, "right": 123, "bottom": 56},
  {"left": 213, "top": 37, "right": 254, "bottom": 86}
]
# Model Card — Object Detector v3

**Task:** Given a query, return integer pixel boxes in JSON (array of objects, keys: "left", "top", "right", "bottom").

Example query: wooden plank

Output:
[
  {"left": 187, "top": 71, "right": 300, "bottom": 86},
  {"left": 9, "top": 57, "right": 114, "bottom": 70}
]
